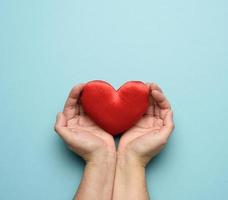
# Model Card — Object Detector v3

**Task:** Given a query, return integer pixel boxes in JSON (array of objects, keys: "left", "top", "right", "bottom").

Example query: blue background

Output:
[{"left": 0, "top": 0, "right": 228, "bottom": 199}]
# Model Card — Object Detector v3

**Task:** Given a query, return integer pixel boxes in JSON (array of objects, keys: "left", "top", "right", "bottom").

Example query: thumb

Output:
[
  {"left": 54, "top": 112, "right": 72, "bottom": 144},
  {"left": 160, "top": 110, "right": 174, "bottom": 140}
]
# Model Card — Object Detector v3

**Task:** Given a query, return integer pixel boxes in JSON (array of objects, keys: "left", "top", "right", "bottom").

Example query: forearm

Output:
[
  {"left": 113, "top": 154, "right": 149, "bottom": 200},
  {"left": 74, "top": 156, "right": 116, "bottom": 200}
]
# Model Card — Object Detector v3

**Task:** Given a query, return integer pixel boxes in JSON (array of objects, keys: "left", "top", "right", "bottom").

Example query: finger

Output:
[
  {"left": 154, "top": 102, "right": 160, "bottom": 118},
  {"left": 145, "top": 83, "right": 155, "bottom": 116},
  {"left": 145, "top": 82, "right": 150, "bottom": 86},
  {"left": 160, "top": 110, "right": 174, "bottom": 139},
  {"left": 54, "top": 112, "right": 72, "bottom": 144},
  {"left": 55, "top": 112, "right": 67, "bottom": 128},
  {"left": 145, "top": 83, "right": 163, "bottom": 116},
  {"left": 150, "top": 83, "right": 163, "bottom": 93},
  {"left": 79, "top": 104, "right": 86, "bottom": 116},
  {"left": 151, "top": 90, "right": 171, "bottom": 109},
  {"left": 63, "top": 83, "right": 85, "bottom": 120},
  {"left": 145, "top": 94, "right": 155, "bottom": 116}
]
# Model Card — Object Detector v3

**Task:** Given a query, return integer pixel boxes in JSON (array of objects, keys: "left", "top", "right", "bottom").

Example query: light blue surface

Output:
[{"left": 0, "top": 0, "right": 228, "bottom": 199}]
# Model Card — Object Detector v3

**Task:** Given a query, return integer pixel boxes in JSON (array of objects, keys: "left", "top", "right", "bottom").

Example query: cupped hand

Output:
[
  {"left": 54, "top": 84, "right": 116, "bottom": 164},
  {"left": 118, "top": 83, "right": 174, "bottom": 167}
]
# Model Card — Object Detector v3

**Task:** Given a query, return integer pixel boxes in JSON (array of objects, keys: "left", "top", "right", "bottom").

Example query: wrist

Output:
[
  {"left": 113, "top": 151, "right": 148, "bottom": 200},
  {"left": 76, "top": 149, "right": 116, "bottom": 200},
  {"left": 118, "top": 138, "right": 147, "bottom": 167},
  {"left": 117, "top": 147, "right": 146, "bottom": 169},
  {"left": 87, "top": 149, "right": 116, "bottom": 168}
]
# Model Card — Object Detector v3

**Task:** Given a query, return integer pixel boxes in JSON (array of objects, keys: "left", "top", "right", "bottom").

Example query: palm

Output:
[
  {"left": 67, "top": 112, "right": 103, "bottom": 133},
  {"left": 56, "top": 84, "right": 115, "bottom": 156},
  {"left": 122, "top": 114, "right": 165, "bottom": 142},
  {"left": 118, "top": 83, "right": 172, "bottom": 155},
  {"left": 66, "top": 106, "right": 115, "bottom": 151}
]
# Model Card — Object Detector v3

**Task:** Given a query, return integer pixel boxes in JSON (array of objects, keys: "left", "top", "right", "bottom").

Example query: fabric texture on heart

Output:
[{"left": 80, "top": 80, "right": 150, "bottom": 136}]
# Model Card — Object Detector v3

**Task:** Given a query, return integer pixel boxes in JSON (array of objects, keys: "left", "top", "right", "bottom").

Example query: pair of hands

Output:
[{"left": 54, "top": 83, "right": 174, "bottom": 168}]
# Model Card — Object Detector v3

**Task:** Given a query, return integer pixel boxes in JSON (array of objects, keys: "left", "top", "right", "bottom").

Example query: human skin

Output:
[
  {"left": 112, "top": 83, "right": 174, "bottom": 200},
  {"left": 54, "top": 83, "right": 174, "bottom": 200},
  {"left": 54, "top": 84, "right": 116, "bottom": 200}
]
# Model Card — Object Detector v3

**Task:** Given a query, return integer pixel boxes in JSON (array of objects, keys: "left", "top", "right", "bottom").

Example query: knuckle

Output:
[
  {"left": 160, "top": 137, "right": 168, "bottom": 145},
  {"left": 54, "top": 125, "right": 58, "bottom": 132},
  {"left": 170, "top": 124, "right": 175, "bottom": 131},
  {"left": 168, "top": 124, "right": 175, "bottom": 131},
  {"left": 152, "top": 82, "right": 158, "bottom": 87},
  {"left": 54, "top": 125, "right": 62, "bottom": 134}
]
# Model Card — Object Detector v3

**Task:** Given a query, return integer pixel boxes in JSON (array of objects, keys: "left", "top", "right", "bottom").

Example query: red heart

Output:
[{"left": 80, "top": 80, "right": 149, "bottom": 136}]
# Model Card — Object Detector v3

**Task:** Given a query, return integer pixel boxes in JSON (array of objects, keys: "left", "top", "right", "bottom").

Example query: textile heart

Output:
[{"left": 80, "top": 80, "right": 149, "bottom": 136}]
